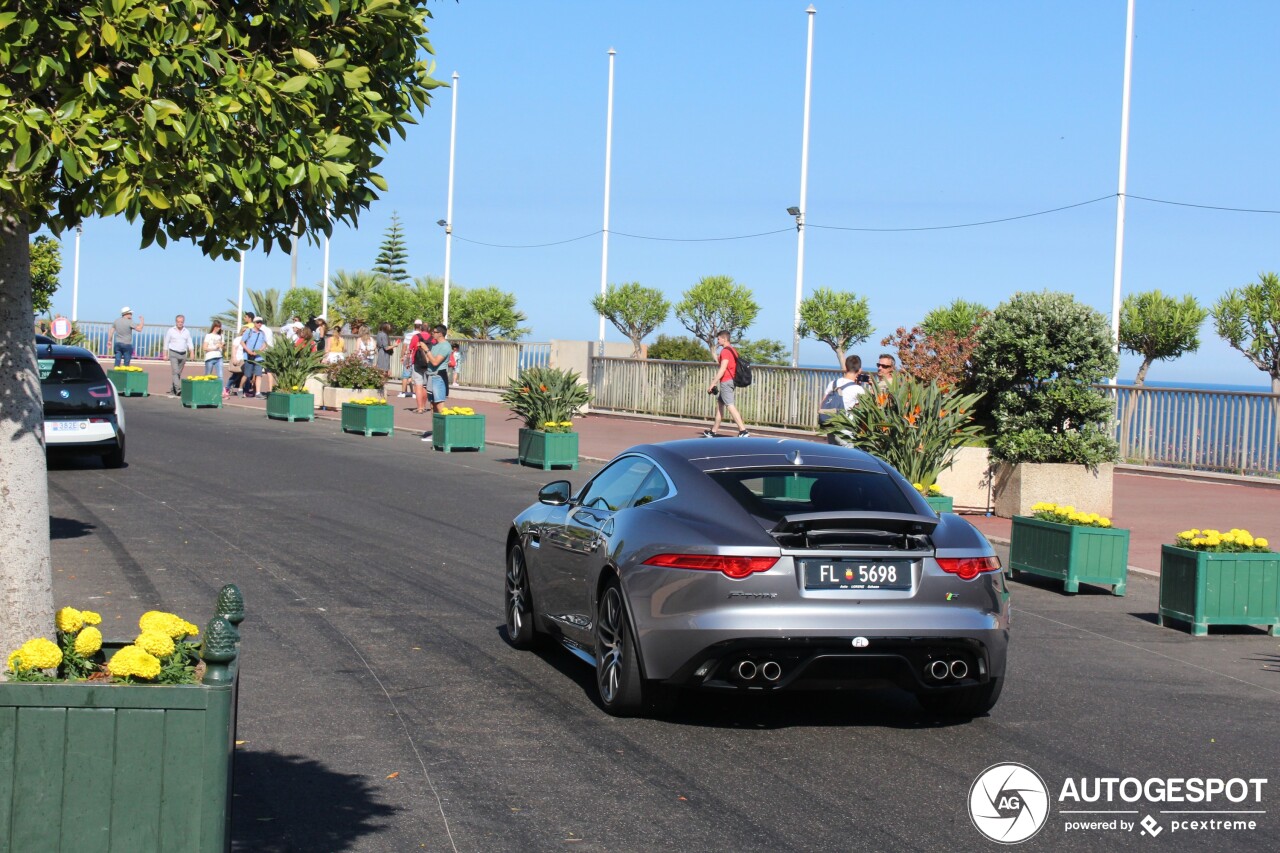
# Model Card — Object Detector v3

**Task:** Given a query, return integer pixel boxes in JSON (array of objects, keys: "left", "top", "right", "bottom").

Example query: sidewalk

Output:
[{"left": 122, "top": 360, "right": 1280, "bottom": 575}]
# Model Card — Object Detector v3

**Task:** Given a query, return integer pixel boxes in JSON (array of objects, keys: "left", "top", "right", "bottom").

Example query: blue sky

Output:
[{"left": 49, "top": 1, "right": 1280, "bottom": 387}]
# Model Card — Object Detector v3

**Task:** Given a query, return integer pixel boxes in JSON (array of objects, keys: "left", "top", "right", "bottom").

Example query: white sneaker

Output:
[{"left": 701, "top": 429, "right": 716, "bottom": 438}]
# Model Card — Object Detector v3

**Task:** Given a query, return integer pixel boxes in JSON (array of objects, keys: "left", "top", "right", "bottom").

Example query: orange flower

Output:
[
  {"left": 539, "top": 384, "right": 548, "bottom": 392},
  {"left": 905, "top": 412, "right": 918, "bottom": 426},
  {"left": 939, "top": 410, "right": 948, "bottom": 417},
  {"left": 879, "top": 425, "right": 890, "bottom": 433},
  {"left": 876, "top": 393, "right": 888, "bottom": 406}
]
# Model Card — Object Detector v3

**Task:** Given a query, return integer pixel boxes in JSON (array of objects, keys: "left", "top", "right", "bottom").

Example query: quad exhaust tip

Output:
[
  {"left": 949, "top": 659, "right": 968, "bottom": 680},
  {"left": 925, "top": 659, "right": 970, "bottom": 681},
  {"left": 736, "top": 660, "right": 758, "bottom": 680},
  {"left": 760, "top": 661, "right": 782, "bottom": 682},
  {"left": 928, "top": 660, "right": 951, "bottom": 680}
]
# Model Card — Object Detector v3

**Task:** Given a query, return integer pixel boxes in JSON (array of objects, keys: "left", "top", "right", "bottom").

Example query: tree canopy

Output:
[
  {"left": 1119, "top": 290, "right": 1208, "bottom": 385},
  {"left": 921, "top": 299, "right": 988, "bottom": 338},
  {"left": 1212, "top": 272, "right": 1280, "bottom": 394},
  {"left": 592, "top": 282, "right": 669, "bottom": 357},
  {"left": 675, "top": 275, "right": 759, "bottom": 355},
  {"left": 451, "top": 286, "right": 529, "bottom": 340},
  {"left": 29, "top": 235, "right": 61, "bottom": 316},
  {"left": 797, "top": 287, "right": 872, "bottom": 368}
]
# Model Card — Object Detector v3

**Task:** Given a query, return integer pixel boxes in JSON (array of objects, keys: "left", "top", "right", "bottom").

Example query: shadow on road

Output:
[
  {"left": 232, "top": 749, "right": 399, "bottom": 853},
  {"left": 49, "top": 515, "right": 96, "bottom": 539},
  {"left": 503, "top": 626, "right": 978, "bottom": 731}
]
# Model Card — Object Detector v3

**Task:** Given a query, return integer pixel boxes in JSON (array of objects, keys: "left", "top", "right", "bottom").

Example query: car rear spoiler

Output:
[{"left": 769, "top": 510, "right": 938, "bottom": 549}]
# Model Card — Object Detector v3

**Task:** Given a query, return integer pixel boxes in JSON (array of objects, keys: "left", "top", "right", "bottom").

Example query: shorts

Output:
[
  {"left": 716, "top": 381, "right": 735, "bottom": 407},
  {"left": 242, "top": 361, "right": 263, "bottom": 379},
  {"left": 401, "top": 366, "right": 413, "bottom": 380},
  {"left": 428, "top": 373, "right": 448, "bottom": 403},
  {"left": 412, "top": 365, "right": 432, "bottom": 384}
]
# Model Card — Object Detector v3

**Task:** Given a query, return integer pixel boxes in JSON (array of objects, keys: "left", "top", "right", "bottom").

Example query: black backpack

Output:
[{"left": 730, "top": 347, "right": 752, "bottom": 388}]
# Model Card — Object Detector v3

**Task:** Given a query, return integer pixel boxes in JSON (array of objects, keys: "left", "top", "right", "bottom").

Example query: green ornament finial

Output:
[
  {"left": 201, "top": 616, "right": 238, "bottom": 663},
  {"left": 216, "top": 584, "right": 245, "bottom": 626}
]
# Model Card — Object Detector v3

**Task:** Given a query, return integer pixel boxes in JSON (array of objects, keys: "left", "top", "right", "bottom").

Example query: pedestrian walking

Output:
[
  {"left": 240, "top": 317, "right": 269, "bottom": 397},
  {"left": 448, "top": 341, "right": 462, "bottom": 387},
  {"left": 400, "top": 320, "right": 422, "bottom": 398},
  {"left": 109, "top": 307, "right": 145, "bottom": 366},
  {"left": 226, "top": 333, "right": 246, "bottom": 396},
  {"left": 702, "top": 330, "right": 749, "bottom": 438},
  {"left": 164, "top": 315, "right": 195, "bottom": 396},
  {"left": 375, "top": 322, "right": 395, "bottom": 373},
  {"left": 203, "top": 320, "right": 225, "bottom": 386}
]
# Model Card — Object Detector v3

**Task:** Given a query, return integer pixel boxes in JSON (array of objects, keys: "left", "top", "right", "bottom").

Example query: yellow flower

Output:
[
  {"left": 928, "top": 484, "right": 942, "bottom": 494},
  {"left": 1256, "top": 537, "right": 1269, "bottom": 549},
  {"left": 8, "top": 638, "right": 62, "bottom": 672},
  {"left": 139, "top": 611, "right": 199, "bottom": 640},
  {"left": 912, "top": 482, "right": 923, "bottom": 491},
  {"left": 74, "top": 626, "right": 103, "bottom": 656},
  {"left": 107, "top": 645, "right": 162, "bottom": 680},
  {"left": 559, "top": 421, "right": 573, "bottom": 427},
  {"left": 543, "top": 421, "right": 558, "bottom": 428},
  {"left": 81, "top": 610, "right": 102, "bottom": 626},
  {"left": 1098, "top": 518, "right": 1112, "bottom": 528},
  {"left": 56, "top": 606, "right": 85, "bottom": 633},
  {"left": 135, "top": 630, "right": 176, "bottom": 658}
]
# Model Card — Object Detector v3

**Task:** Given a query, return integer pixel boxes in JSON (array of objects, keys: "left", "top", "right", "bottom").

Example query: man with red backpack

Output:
[
  {"left": 407, "top": 323, "right": 439, "bottom": 414},
  {"left": 703, "top": 329, "right": 750, "bottom": 438}
]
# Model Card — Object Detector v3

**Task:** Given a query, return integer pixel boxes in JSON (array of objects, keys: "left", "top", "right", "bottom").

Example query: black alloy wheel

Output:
[
  {"left": 504, "top": 543, "right": 537, "bottom": 648},
  {"left": 594, "top": 582, "right": 647, "bottom": 716}
]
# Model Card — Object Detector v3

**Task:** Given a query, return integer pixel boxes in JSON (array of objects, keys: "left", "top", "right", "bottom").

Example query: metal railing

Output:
[
  {"left": 590, "top": 357, "right": 841, "bottom": 430},
  {"left": 1103, "top": 384, "right": 1279, "bottom": 476}
]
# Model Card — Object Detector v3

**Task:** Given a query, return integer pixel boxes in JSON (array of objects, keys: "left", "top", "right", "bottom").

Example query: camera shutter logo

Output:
[{"left": 969, "top": 763, "right": 1050, "bottom": 844}]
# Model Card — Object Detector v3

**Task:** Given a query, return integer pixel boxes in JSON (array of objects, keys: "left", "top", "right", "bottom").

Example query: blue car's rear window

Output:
[{"left": 708, "top": 468, "right": 914, "bottom": 521}]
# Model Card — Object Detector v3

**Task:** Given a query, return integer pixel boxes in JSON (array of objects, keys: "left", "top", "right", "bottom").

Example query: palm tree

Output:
[
  {"left": 214, "top": 287, "right": 285, "bottom": 331},
  {"left": 328, "top": 269, "right": 388, "bottom": 330}
]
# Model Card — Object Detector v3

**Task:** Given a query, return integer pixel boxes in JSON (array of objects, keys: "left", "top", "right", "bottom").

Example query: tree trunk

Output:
[
  {"left": 1134, "top": 358, "right": 1153, "bottom": 386},
  {"left": 0, "top": 217, "right": 55, "bottom": 664}
]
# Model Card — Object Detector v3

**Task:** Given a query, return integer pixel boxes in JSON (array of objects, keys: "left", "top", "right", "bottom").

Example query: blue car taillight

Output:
[
  {"left": 936, "top": 555, "right": 1002, "bottom": 580},
  {"left": 87, "top": 384, "right": 113, "bottom": 399},
  {"left": 643, "top": 554, "right": 779, "bottom": 580}
]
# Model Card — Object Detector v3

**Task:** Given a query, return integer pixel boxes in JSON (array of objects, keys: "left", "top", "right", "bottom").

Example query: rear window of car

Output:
[
  {"left": 43, "top": 357, "right": 108, "bottom": 384},
  {"left": 707, "top": 468, "right": 914, "bottom": 521}
]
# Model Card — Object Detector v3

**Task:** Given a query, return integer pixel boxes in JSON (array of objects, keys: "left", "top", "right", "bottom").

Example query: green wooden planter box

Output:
[
  {"left": 0, "top": 588, "right": 244, "bottom": 853},
  {"left": 432, "top": 413, "right": 484, "bottom": 452},
  {"left": 1008, "top": 515, "right": 1129, "bottom": 596},
  {"left": 181, "top": 378, "right": 223, "bottom": 409},
  {"left": 265, "top": 391, "right": 314, "bottom": 422},
  {"left": 763, "top": 476, "right": 812, "bottom": 501},
  {"left": 925, "top": 495, "right": 954, "bottom": 513},
  {"left": 1158, "top": 545, "right": 1280, "bottom": 637},
  {"left": 517, "top": 428, "right": 579, "bottom": 470},
  {"left": 108, "top": 369, "right": 149, "bottom": 397},
  {"left": 341, "top": 403, "right": 394, "bottom": 436}
]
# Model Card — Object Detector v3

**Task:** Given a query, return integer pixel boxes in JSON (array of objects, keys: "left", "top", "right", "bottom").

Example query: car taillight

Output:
[
  {"left": 936, "top": 555, "right": 1002, "bottom": 581},
  {"left": 87, "top": 384, "right": 113, "bottom": 399},
  {"left": 643, "top": 554, "right": 779, "bottom": 580}
]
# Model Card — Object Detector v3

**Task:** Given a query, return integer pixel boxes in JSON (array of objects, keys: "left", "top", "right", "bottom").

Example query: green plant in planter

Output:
[
  {"left": 325, "top": 353, "right": 390, "bottom": 389},
  {"left": 261, "top": 337, "right": 325, "bottom": 393},
  {"left": 820, "top": 376, "right": 985, "bottom": 490},
  {"left": 500, "top": 366, "right": 592, "bottom": 430},
  {"left": 971, "top": 290, "right": 1119, "bottom": 465}
]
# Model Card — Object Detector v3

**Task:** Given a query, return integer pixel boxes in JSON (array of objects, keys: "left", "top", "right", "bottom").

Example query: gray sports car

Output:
[{"left": 504, "top": 438, "right": 1009, "bottom": 718}]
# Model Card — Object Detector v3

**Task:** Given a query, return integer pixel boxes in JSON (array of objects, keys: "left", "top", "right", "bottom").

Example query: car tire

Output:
[
  {"left": 917, "top": 677, "right": 1003, "bottom": 719},
  {"left": 594, "top": 582, "right": 647, "bottom": 717},
  {"left": 504, "top": 543, "right": 539, "bottom": 649},
  {"left": 102, "top": 435, "right": 126, "bottom": 469}
]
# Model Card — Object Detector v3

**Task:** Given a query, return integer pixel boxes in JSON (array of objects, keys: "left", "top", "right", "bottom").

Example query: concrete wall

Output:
[
  {"left": 992, "top": 462, "right": 1115, "bottom": 518},
  {"left": 934, "top": 446, "right": 994, "bottom": 514}
]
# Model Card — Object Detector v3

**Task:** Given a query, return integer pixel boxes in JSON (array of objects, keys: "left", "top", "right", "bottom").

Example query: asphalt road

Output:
[{"left": 47, "top": 398, "right": 1279, "bottom": 852}]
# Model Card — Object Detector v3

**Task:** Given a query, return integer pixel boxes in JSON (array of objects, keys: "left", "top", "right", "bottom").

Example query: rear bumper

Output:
[
  {"left": 44, "top": 416, "right": 121, "bottom": 450},
  {"left": 655, "top": 635, "right": 1005, "bottom": 694}
]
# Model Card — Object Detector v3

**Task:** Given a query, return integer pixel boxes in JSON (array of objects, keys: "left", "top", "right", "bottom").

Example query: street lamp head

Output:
[
  {"left": 786, "top": 206, "right": 801, "bottom": 217},
  {"left": 436, "top": 219, "right": 448, "bottom": 227}
]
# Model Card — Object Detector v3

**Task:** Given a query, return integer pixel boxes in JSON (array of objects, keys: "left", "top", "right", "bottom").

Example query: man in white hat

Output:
[{"left": 109, "top": 307, "right": 145, "bottom": 366}]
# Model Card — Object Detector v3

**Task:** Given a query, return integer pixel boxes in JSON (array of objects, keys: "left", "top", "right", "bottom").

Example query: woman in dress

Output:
[
  {"left": 324, "top": 327, "right": 347, "bottom": 364},
  {"left": 355, "top": 325, "right": 377, "bottom": 366},
  {"left": 375, "top": 322, "right": 395, "bottom": 373}
]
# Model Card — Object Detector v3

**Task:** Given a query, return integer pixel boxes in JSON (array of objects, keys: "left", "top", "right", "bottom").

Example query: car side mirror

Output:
[{"left": 538, "top": 480, "right": 572, "bottom": 506}]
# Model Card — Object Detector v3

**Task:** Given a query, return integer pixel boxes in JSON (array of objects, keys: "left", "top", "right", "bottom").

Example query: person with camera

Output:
[{"left": 818, "top": 354, "right": 868, "bottom": 445}]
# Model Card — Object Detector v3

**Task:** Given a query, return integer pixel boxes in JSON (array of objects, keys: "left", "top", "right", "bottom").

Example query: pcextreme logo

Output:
[{"left": 968, "top": 764, "right": 1269, "bottom": 844}]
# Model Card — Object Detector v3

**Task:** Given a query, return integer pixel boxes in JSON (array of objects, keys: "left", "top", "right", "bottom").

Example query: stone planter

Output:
[
  {"left": 1008, "top": 515, "right": 1129, "bottom": 595},
  {"left": 108, "top": 369, "right": 149, "bottom": 397},
  {"left": 0, "top": 587, "right": 244, "bottom": 853},
  {"left": 992, "top": 462, "right": 1114, "bottom": 519},
  {"left": 1158, "top": 545, "right": 1280, "bottom": 636},
  {"left": 517, "top": 428, "right": 579, "bottom": 470},
  {"left": 341, "top": 403, "right": 394, "bottom": 437},
  {"left": 933, "top": 445, "right": 992, "bottom": 513},
  {"left": 924, "top": 495, "right": 954, "bottom": 513},
  {"left": 181, "top": 378, "right": 223, "bottom": 409},
  {"left": 432, "top": 413, "right": 485, "bottom": 452},
  {"left": 322, "top": 386, "right": 384, "bottom": 411},
  {"left": 266, "top": 391, "right": 314, "bottom": 422}
]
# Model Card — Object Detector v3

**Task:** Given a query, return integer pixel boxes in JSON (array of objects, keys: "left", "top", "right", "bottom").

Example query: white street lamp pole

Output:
[
  {"left": 71, "top": 224, "right": 82, "bottom": 322},
  {"left": 598, "top": 48, "right": 616, "bottom": 358},
  {"left": 443, "top": 71, "right": 459, "bottom": 327},
  {"left": 236, "top": 250, "right": 246, "bottom": 330},
  {"left": 792, "top": 5, "right": 816, "bottom": 368},
  {"left": 1110, "top": 0, "right": 1136, "bottom": 368},
  {"left": 321, "top": 211, "right": 331, "bottom": 320}
]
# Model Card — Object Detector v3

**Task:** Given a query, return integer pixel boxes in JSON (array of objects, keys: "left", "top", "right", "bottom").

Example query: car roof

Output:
[
  {"left": 629, "top": 437, "right": 888, "bottom": 474},
  {"left": 34, "top": 342, "right": 99, "bottom": 360}
]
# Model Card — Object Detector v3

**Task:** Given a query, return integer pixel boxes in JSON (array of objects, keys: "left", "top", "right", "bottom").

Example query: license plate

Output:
[
  {"left": 802, "top": 559, "right": 912, "bottom": 590},
  {"left": 50, "top": 420, "right": 89, "bottom": 433}
]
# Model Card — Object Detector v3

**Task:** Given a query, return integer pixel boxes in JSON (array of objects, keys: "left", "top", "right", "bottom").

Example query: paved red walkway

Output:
[{"left": 119, "top": 360, "right": 1280, "bottom": 574}]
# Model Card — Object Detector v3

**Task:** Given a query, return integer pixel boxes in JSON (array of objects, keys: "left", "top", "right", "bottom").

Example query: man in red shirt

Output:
[{"left": 703, "top": 329, "right": 749, "bottom": 437}]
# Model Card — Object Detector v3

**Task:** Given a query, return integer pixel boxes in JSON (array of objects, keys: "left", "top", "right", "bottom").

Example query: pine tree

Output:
[{"left": 373, "top": 212, "right": 411, "bottom": 283}]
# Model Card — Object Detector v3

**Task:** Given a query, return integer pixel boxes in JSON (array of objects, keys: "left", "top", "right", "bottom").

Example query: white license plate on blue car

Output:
[{"left": 802, "top": 559, "right": 912, "bottom": 590}]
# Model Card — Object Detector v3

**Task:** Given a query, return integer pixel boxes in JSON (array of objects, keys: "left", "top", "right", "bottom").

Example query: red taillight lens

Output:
[
  {"left": 643, "top": 554, "right": 779, "bottom": 579},
  {"left": 87, "top": 384, "right": 113, "bottom": 399},
  {"left": 936, "top": 555, "right": 1002, "bottom": 581}
]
